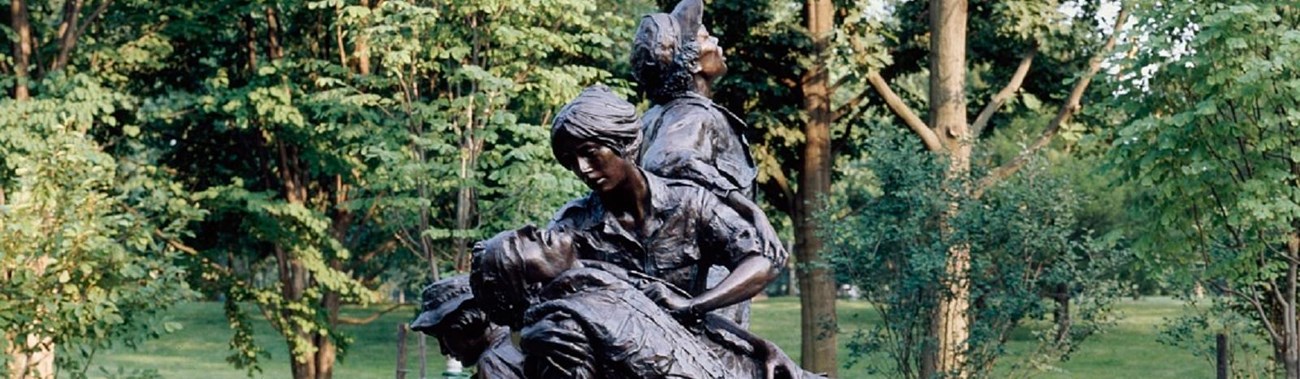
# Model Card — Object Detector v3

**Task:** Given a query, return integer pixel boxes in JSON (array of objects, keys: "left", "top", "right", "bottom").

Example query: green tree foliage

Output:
[
  {"left": 119, "top": 0, "right": 643, "bottom": 377},
  {"left": 5, "top": 0, "right": 644, "bottom": 376},
  {"left": 707, "top": 0, "right": 1133, "bottom": 375},
  {"left": 0, "top": 0, "right": 1173, "bottom": 378},
  {"left": 355, "top": 0, "right": 640, "bottom": 276},
  {"left": 0, "top": 78, "right": 199, "bottom": 379},
  {"left": 825, "top": 129, "right": 1130, "bottom": 378},
  {"left": 2, "top": 0, "right": 204, "bottom": 377},
  {"left": 1108, "top": 2, "right": 1300, "bottom": 376},
  {"left": 845, "top": 1, "right": 1133, "bottom": 376}
]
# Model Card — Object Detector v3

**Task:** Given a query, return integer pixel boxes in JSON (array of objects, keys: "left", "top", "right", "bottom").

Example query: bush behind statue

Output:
[{"left": 821, "top": 129, "right": 1132, "bottom": 378}]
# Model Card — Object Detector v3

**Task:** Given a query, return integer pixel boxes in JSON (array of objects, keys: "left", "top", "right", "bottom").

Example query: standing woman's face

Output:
[
  {"left": 571, "top": 142, "right": 632, "bottom": 193},
  {"left": 695, "top": 26, "right": 727, "bottom": 83}
]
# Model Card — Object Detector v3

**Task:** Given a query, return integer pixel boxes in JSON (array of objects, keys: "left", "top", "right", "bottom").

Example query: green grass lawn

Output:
[
  {"left": 750, "top": 297, "right": 1214, "bottom": 378},
  {"left": 82, "top": 297, "right": 1216, "bottom": 378},
  {"left": 78, "top": 302, "right": 440, "bottom": 379}
]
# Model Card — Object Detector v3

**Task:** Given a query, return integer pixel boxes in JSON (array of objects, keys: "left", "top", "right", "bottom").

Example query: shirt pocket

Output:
[{"left": 648, "top": 222, "right": 700, "bottom": 273}]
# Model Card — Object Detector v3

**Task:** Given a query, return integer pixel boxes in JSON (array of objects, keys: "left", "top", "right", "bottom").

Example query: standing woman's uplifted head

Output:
[{"left": 630, "top": 0, "right": 727, "bottom": 101}]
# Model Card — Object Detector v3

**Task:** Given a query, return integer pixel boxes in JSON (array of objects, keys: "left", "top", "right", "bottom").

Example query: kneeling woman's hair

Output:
[
  {"left": 469, "top": 231, "right": 540, "bottom": 329},
  {"left": 550, "top": 84, "right": 641, "bottom": 170}
]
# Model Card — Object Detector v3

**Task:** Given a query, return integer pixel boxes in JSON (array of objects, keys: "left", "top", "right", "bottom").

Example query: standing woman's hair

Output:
[{"left": 629, "top": 0, "right": 705, "bottom": 103}]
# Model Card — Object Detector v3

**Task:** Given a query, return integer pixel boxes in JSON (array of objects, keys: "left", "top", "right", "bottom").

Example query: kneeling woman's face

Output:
[
  {"left": 555, "top": 136, "right": 635, "bottom": 194},
  {"left": 573, "top": 142, "right": 632, "bottom": 193}
]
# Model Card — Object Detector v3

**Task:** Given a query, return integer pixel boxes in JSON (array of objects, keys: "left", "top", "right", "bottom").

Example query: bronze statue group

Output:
[{"left": 411, "top": 1, "right": 819, "bottom": 377}]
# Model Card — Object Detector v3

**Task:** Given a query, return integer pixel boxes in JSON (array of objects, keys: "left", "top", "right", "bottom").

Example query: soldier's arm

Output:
[{"left": 520, "top": 311, "right": 596, "bottom": 379}]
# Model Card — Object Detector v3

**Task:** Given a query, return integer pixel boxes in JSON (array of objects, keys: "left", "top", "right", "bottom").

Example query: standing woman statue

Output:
[
  {"left": 631, "top": 0, "right": 781, "bottom": 327},
  {"left": 631, "top": 0, "right": 754, "bottom": 198}
]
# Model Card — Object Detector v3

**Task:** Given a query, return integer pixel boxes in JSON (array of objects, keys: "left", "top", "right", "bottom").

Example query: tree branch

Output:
[
  {"left": 240, "top": 14, "right": 259, "bottom": 71},
  {"left": 336, "top": 303, "right": 406, "bottom": 325},
  {"left": 265, "top": 6, "right": 285, "bottom": 61},
  {"left": 767, "top": 165, "right": 795, "bottom": 214},
  {"left": 393, "top": 230, "right": 425, "bottom": 262},
  {"left": 829, "top": 73, "right": 853, "bottom": 94},
  {"left": 158, "top": 233, "right": 232, "bottom": 275},
  {"left": 976, "top": 7, "right": 1129, "bottom": 195},
  {"left": 866, "top": 71, "right": 941, "bottom": 152},
  {"left": 971, "top": 47, "right": 1037, "bottom": 137},
  {"left": 335, "top": 10, "right": 348, "bottom": 70},
  {"left": 754, "top": 146, "right": 796, "bottom": 216},
  {"left": 356, "top": 240, "right": 397, "bottom": 265},
  {"left": 833, "top": 86, "right": 870, "bottom": 122},
  {"left": 52, "top": 0, "right": 112, "bottom": 72},
  {"left": 53, "top": 0, "right": 84, "bottom": 68},
  {"left": 78, "top": 1, "right": 112, "bottom": 40},
  {"left": 118, "top": 202, "right": 232, "bottom": 276},
  {"left": 1217, "top": 282, "right": 1282, "bottom": 344}
]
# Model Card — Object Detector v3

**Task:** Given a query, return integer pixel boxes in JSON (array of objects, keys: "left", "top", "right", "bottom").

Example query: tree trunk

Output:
[
  {"left": 1284, "top": 233, "right": 1300, "bottom": 379},
  {"left": 10, "top": 0, "right": 32, "bottom": 100},
  {"left": 797, "top": 0, "right": 837, "bottom": 376},
  {"left": 355, "top": 0, "right": 372, "bottom": 75},
  {"left": 267, "top": 10, "right": 335, "bottom": 375},
  {"left": 1053, "top": 283, "right": 1071, "bottom": 344},
  {"left": 275, "top": 139, "right": 333, "bottom": 379},
  {"left": 924, "top": 1, "right": 971, "bottom": 378},
  {"left": 453, "top": 96, "right": 481, "bottom": 272},
  {"left": 276, "top": 243, "right": 318, "bottom": 379},
  {"left": 7, "top": 258, "right": 55, "bottom": 379},
  {"left": 929, "top": 243, "right": 970, "bottom": 379},
  {"left": 316, "top": 289, "right": 341, "bottom": 379},
  {"left": 266, "top": 6, "right": 284, "bottom": 61},
  {"left": 786, "top": 247, "right": 798, "bottom": 297},
  {"left": 241, "top": 14, "right": 259, "bottom": 72},
  {"left": 417, "top": 169, "right": 437, "bottom": 279},
  {"left": 5, "top": 333, "right": 54, "bottom": 379},
  {"left": 454, "top": 184, "right": 476, "bottom": 272},
  {"left": 316, "top": 198, "right": 351, "bottom": 379}
]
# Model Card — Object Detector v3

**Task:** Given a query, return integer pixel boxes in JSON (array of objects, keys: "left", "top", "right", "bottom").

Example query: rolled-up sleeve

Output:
[{"left": 698, "top": 194, "right": 788, "bottom": 269}]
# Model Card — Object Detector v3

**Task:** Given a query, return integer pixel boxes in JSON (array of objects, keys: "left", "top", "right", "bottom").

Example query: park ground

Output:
[{"left": 82, "top": 297, "right": 1219, "bottom": 378}]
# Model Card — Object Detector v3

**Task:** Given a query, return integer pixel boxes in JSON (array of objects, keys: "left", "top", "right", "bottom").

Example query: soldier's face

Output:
[{"left": 508, "top": 225, "right": 576, "bottom": 283}]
